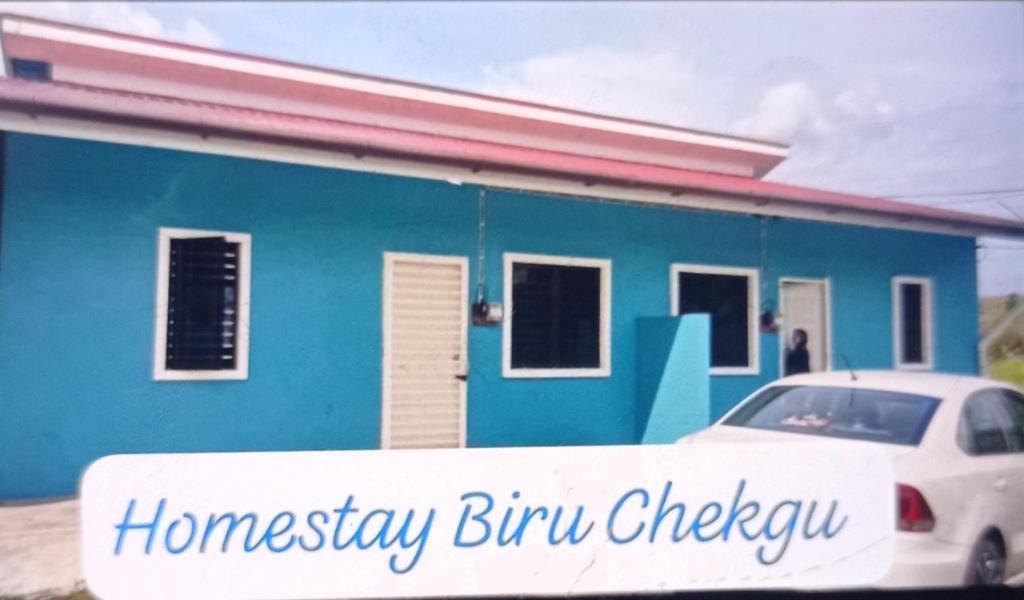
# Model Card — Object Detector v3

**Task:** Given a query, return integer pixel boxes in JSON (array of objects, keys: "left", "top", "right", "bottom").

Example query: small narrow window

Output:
[
  {"left": 154, "top": 228, "right": 251, "bottom": 380},
  {"left": 892, "top": 276, "right": 933, "bottom": 370},
  {"left": 10, "top": 58, "right": 52, "bottom": 82},
  {"left": 503, "top": 253, "right": 610, "bottom": 378},
  {"left": 671, "top": 264, "right": 760, "bottom": 375}
]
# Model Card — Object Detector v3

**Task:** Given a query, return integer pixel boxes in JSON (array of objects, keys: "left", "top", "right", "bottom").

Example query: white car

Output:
[{"left": 678, "top": 370, "right": 1024, "bottom": 588}]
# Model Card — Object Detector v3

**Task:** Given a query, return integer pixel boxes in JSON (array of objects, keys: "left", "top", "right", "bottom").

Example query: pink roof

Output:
[
  {"left": 0, "top": 14, "right": 786, "bottom": 179},
  {"left": 0, "top": 14, "right": 1021, "bottom": 238}
]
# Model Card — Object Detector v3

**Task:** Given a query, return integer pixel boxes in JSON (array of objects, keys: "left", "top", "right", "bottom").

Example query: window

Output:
[
  {"left": 724, "top": 385, "right": 940, "bottom": 446},
  {"left": 503, "top": 253, "right": 610, "bottom": 378},
  {"left": 671, "top": 264, "right": 759, "bottom": 375},
  {"left": 153, "top": 228, "right": 251, "bottom": 381},
  {"left": 892, "top": 276, "right": 933, "bottom": 370},
  {"left": 958, "top": 389, "right": 1024, "bottom": 455},
  {"left": 9, "top": 58, "right": 51, "bottom": 82},
  {"left": 1000, "top": 390, "right": 1024, "bottom": 452}
]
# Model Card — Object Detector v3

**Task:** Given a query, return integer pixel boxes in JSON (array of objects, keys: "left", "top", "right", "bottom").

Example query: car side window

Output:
[
  {"left": 997, "top": 389, "right": 1024, "bottom": 452},
  {"left": 958, "top": 390, "right": 1012, "bottom": 455}
]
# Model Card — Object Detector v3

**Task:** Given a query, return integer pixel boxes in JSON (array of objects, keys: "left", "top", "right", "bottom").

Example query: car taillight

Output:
[{"left": 897, "top": 483, "right": 935, "bottom": 532}]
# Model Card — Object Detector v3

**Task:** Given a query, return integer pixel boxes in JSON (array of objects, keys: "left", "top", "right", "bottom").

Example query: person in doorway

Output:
[{"left": 784, "top": 328, "right": 811, "bottom": 376}]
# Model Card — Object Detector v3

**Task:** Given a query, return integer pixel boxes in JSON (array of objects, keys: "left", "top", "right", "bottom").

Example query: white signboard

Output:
[{"left": 81, "top": 443, "right": 895, "bottom": 599}]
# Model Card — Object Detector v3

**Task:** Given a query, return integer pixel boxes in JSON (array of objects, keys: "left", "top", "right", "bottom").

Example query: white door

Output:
[
  {"left": 382, "top": 252, "right": 468, "bottom": 449},
  {"left": 779, "top": 279, "right": 831, "bottom": 374}
]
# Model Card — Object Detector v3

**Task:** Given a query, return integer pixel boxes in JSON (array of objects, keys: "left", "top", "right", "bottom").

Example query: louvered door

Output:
[{"left": 382, "top": 253, "right": 468, "bottom": 449}]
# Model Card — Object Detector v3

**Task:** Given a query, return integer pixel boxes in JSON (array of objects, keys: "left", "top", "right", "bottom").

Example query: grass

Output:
[
  {"left": 0, "top": 592, "right": 93, "bottom": 600},
  {"left": 991, "top": 358, "right": 1024, "bottom": 390},
  {"left": 981, "top": 294, "right": 1024, "bottom": 336}
]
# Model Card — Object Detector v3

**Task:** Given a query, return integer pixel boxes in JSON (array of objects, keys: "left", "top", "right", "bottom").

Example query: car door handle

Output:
[
  {"left": 994, "top": 477, "right": 1007, "bottom": 492},
  {"left": 454, "top": 374, "right": 468, "bottom": 381}
]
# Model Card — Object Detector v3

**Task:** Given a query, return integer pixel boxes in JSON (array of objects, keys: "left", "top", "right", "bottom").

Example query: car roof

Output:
[{"left": 766, "top": 370, "right": 1018, "bottom": 399}]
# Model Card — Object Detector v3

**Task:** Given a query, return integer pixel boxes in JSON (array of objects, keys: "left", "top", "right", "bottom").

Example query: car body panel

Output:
[{"left": 680, "top": 370, "right": 1024, "bottom": 588}]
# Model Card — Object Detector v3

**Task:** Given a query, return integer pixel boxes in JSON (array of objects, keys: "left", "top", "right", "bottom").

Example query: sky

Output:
[{"left": 1, "top": 1, "right": 1021, "bottom": 296}]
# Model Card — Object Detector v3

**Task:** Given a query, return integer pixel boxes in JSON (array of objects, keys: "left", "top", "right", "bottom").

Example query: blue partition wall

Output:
[
  {"left": 0, "top": 133, "right": 979, "bottom": 498},
  {"left": 636, "top": 316, "right": 711, "bottom": 443}
]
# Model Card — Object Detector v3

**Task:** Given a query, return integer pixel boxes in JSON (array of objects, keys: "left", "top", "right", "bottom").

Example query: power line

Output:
[
  {"left": 997, "top": 200, "right": 1024, "bottom": 222},
  {"left": 883, "top": 187, "right": 1024, "bottom": 199},
  {"left": 929, "top": 194, "right": 1024, "bottom": 206}
]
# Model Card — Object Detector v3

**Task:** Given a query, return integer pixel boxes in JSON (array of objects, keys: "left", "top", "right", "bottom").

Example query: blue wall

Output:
[
  {"left": 0, "top": 133, "right": 979, "bottom": 498},
  {"left": 636, "top": 316, "right": 710, "bottom": 443}
]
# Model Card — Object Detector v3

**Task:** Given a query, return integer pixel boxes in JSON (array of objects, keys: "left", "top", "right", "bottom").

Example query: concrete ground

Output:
[{"left": 0, "top": 498, "right": 84, "bottom": 598}]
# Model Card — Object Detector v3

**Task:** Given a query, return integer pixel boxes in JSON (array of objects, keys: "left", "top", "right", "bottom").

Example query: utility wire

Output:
[
  {"left": 928, "top": 194, "right": 1024, "bottom": 206},
  {"left": 883, "top": 187, "right": 1024, "bottom": 199},
  {"left": 476, "top": 188, "right": 487, "bottom": 302},
  {"left": 996, "top": 200, "right": 1024, "bottom": 222}
]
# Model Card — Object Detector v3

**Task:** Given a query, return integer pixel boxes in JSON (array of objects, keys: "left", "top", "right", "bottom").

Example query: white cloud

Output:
[
  {"left": 479, "top": 46, "right": 719, "bottom": 128},
  {"left": 480, "top": 47, "right": 899, "bottom": 154},
  {"left": 835, "top": 82, "right": 893, "bottom": 122},
  {"left": 179, "top": 16, "right": 221, "bottom": 49},
  {"left": 0, "top": 2, "right": 222, "bottom": 47},
  {"left": 733, "top": 81, "right": 830, "bottom": 142},
  {"left": 733, "top": 80, "right": 895, "bottom": 145}
]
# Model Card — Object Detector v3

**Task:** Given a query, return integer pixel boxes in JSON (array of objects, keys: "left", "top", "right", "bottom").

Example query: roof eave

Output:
[
  {"left": 0, "top": 12, "right": 789, "bottom": 179},
  {"left": 0, "top": 82, "right": 1020, "bottom": 240}
]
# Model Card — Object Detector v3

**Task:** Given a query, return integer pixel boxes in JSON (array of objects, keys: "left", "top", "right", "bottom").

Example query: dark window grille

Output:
[
  {"left": 677, "top": 272, "right": 750, "bottom": 368},
  {"left": 10, "top": 59, "right": 52, "bottom": 82},
  {"left": 166, "top": 236, "right": 240, "bottom": 371},
  {"left": 511, "top": 262, "right": 601, "bottom": 370},
  {"left": 899, "top": 283, "right": 925, "bottom": 364}
]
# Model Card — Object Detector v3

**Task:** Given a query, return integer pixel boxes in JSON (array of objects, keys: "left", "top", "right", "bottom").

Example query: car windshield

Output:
[{"left": 722, "top": 385, "right": 940, "bottom": 446}]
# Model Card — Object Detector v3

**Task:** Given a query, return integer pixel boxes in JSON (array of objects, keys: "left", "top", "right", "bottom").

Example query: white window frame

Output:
[
  {"left": 503, "top": 252, "right": 611, "bottom": 378},
  {"left": 670, "top": 263, "right": 760, "bottom": 376},
  {"left": 892, "top": 275, "right": 934, "bottom": 371},
  {"left": 153, "top": 227, "right": 252, "bottom": 381}
]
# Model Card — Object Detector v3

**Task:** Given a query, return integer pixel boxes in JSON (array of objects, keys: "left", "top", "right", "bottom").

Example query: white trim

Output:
[
  {"left": 0, "top": 110, "right": 1008, "bottom": 239},
  {"left": 502, "top": 253, "right": 612, "bottom": 379},
  {"left": 777, "top": 277, "right": 833, "bottom": 376},
  {"left": 892, "top": 276, "right": 934, "bottom": 371},
  {"left": 0, "top": 16, "right": 787, "bottom": 160},
  {"left": 0, "top": 24, "right": 8, "bottom": 79},
  {"left": 381, "top": 252, "right": 469, "bottom": 449},
  {"left": 669, "top": 263, "right": 760, "bottom": 376},
  {"left": 153, "top": 227, "right": 251, "bottom": 381}
]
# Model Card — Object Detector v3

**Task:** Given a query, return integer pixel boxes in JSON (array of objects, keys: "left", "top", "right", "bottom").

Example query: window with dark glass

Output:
[
  {"left": 510, "top": 262, "right": 601, "bottom": 370},
  {"left": 899, "top": 282, "right": 925, "bottom": 364},
  {"left": 10, "top": 58, "right": 52, "bottom": 82},
  {"left": 958, "top": 390, "right": 1016, "bottom": 455},
  {"left": 1000, "top": 390, "right": 1024, "bottom": 452},
  {"left": 677, "top": 272, "right": 750, "bottom": 368},
  {"left": 724, "top": 385, "right": 940, "bottom": 446},
  {"left": 165, "top": 236, "right": 240, "bottom": 370}
]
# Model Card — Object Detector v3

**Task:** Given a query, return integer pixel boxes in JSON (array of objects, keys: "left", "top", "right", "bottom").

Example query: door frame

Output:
[
  {"left": 381, "top": 251, "right": 469, "bottom": 449},
  {"left": 778, "top": 277, "right": 833, "bottom": 376}
]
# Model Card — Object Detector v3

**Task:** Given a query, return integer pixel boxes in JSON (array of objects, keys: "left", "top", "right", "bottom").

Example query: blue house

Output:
[{"left": 0, "top": 15, "right": 1021, "bottom": 499}]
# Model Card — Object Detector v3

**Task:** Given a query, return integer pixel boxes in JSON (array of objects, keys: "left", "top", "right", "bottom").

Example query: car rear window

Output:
[{"left": 723, "top": 385, "right": 940, "bottom": 446}]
